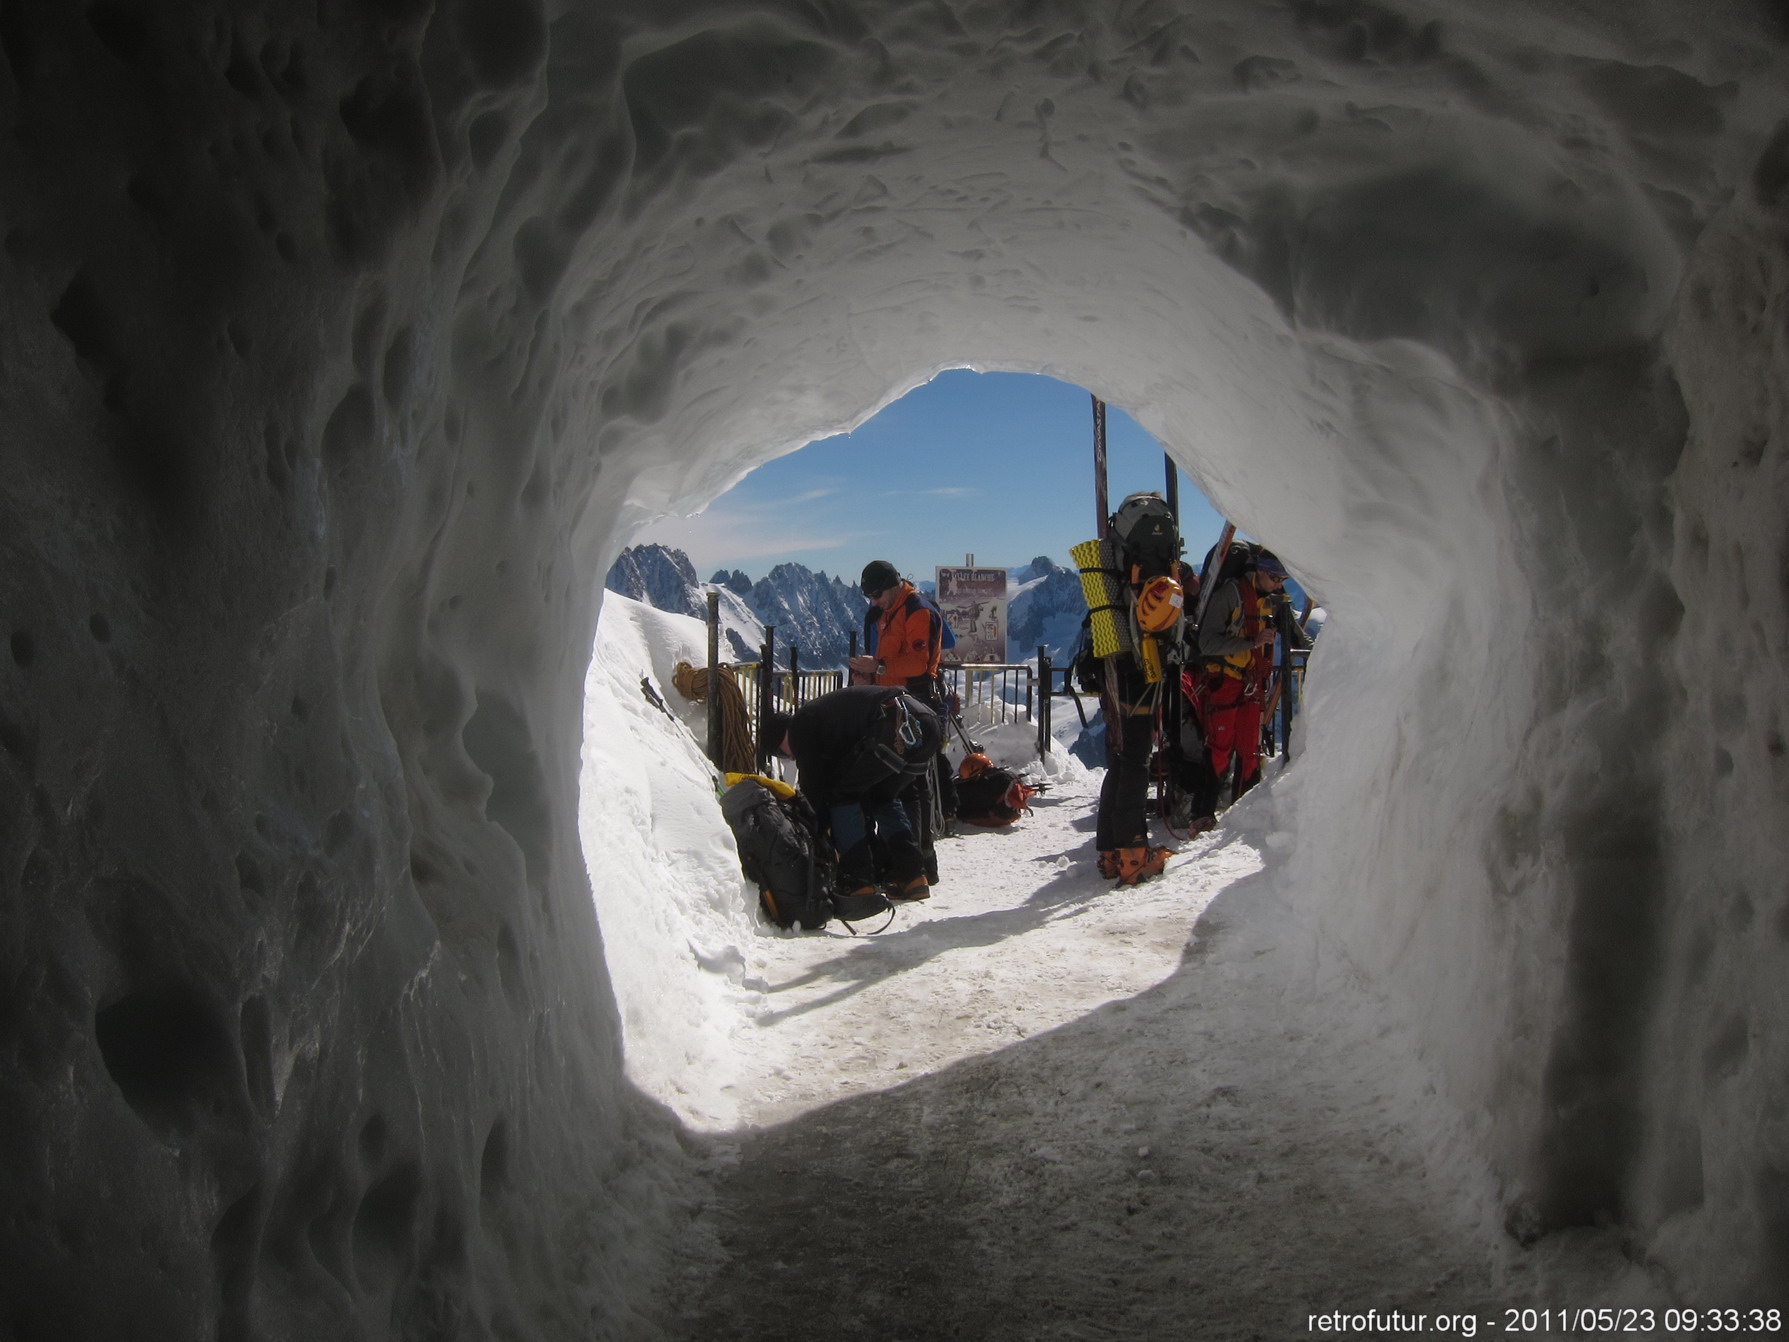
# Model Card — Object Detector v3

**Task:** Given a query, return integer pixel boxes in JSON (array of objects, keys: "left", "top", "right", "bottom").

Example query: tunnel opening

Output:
[{"left": 578, "top": 367, "right": 1328, "bottom": 1136}]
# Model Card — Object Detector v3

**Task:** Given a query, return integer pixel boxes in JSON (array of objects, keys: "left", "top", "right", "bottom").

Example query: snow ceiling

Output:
[{"left": 1, "top": 0, "right": 1786, "bottom": 1334}]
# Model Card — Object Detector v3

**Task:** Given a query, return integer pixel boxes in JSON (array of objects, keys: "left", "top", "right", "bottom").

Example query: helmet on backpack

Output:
[
  {"left": 958, "top": 751, "right": 993, "bottom": 780},
  {"left": 1135, "top": 574, "right": 1184, "bottom": 632}
]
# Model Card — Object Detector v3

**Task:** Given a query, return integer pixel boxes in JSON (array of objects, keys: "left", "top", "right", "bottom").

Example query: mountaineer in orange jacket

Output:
[{"left": 849, "top": 560, "right": 943, "bottom": 697}]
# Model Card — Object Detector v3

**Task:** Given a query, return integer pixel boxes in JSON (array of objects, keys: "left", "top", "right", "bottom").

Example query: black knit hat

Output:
[
  {"left": 763, "top": 711, "right": 795, "bottom": 756},
  {"left": 860, "top": 560, "right": 900, "bottom": 598}
]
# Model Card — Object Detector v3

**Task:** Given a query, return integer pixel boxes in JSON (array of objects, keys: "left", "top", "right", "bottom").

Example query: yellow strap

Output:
[{"left": 724, "top": 771, "right": 798, "bottom": 799}]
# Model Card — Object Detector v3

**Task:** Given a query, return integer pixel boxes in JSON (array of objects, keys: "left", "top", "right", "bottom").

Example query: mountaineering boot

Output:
[
  {"left": 1097, "top": 849, "right": 1119, "bottom": 880},
  {"left": 1114, "top": 846, "right": 1171, "bottom": 886},
  {"left": 888, "top": 874, "right": 931, "bottom": 902}
]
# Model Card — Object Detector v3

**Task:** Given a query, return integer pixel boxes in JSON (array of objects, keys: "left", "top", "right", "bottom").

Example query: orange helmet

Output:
[
  {"left": 1135, "top": 575, "right": 1185, "bottom": 632},
  {"left": 958, "top": 752, "right": 993, "bottom": 780}
]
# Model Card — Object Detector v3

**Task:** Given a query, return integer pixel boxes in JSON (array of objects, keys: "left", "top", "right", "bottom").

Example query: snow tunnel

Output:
[{"left": 2, "top": 0, "right": 1787, "bottom": 1334}]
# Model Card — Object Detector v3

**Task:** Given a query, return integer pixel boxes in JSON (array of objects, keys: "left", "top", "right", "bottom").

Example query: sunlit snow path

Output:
[
  {"left": 667, "top": 776, "right": 1659, "bottom": 1341},
  {"left": 724, "top": 777, "right": 1259, "bottom": 1129}
]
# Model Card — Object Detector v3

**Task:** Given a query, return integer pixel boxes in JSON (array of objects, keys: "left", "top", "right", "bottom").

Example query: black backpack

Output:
[
  {"left": 720, "top": 778, "right": 837, "bottom": 930},
  {"left": 1110, "top": 492, "right": 1181, "bottom": 583},
  {"left": 1202, "top": 538, "right": 1259, "bottom": 589}
]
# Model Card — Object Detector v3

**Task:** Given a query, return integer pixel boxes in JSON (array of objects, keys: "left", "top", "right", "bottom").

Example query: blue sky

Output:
[{"left": 635, "top": 370, "right": 1228, "bottom": 586}]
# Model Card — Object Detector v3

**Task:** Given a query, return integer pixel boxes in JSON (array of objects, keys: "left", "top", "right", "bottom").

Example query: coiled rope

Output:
[{"left": 671, "top": 661, "right": 756, "bottom": 775}]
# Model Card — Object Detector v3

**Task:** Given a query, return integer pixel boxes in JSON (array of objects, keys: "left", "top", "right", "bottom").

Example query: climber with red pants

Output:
[{"left": 1184, "top": 546, "right": 1288, "bottom": 827}]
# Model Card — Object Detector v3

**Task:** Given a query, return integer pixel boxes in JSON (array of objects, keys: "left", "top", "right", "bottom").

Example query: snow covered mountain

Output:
[
  {"left": 742, "top": 563, "right": 869, "bottom": 669},
  {"left": 604, "top": 544, "right": 867, "bottom": 667},
  {"left": 604, "top": 544, "right": 707, "bottom": 620},
  {"left": 1007, "top": 556, "right": 1086, "bottom": 664}
]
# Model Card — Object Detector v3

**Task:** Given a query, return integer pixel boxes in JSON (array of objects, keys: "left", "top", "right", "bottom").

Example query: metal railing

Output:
[
  {"left": 1034, "top": 649, "right": 1090, "bottom": 759},
  {"left": 1263, "top": 646, "right": 1310, "bottom": 764},
  {"left": 943, "top": 650, "right": 1096, "bottom": 759},
  {"left": 942, "top": 663, "right": 1034, "bottom": 728}
]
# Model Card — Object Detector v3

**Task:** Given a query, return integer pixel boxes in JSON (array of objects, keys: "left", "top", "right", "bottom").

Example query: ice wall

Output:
[{"left": 1, "top": 0, "right": 1786, "bottom": 1333}]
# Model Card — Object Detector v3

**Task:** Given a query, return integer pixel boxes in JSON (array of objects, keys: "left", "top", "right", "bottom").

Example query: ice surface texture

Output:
[{"left": 0, "top": 0, "right": 1786, "bottom": 1335}]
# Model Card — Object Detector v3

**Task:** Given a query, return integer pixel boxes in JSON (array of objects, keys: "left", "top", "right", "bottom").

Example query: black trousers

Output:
[
  {"left": 1095, "top": 710, "right": 1155, "bottom": 850},
  {"left": 900, "top": 772, "right": 940, "bottom": 882}
]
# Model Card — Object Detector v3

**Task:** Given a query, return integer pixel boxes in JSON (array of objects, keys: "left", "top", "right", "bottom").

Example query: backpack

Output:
[
  {"left": 955, "top": 765, "right": 1037, "bottom": 827},
  {"left": 720, "top": 777, "right": 838, "bottom": 930},
  {"left": 1110, "top": 494, "right": 1187, "bottom": 680},
  {"left": 1111, "top": 492, "right": 1182, "bottom": 585},
  {"left": 1202, "top": 539, "right": 1258, "bottom": 589}
]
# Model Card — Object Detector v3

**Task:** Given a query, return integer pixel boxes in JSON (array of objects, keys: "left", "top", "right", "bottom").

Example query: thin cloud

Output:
[
  {"left": 631, "top": 502, "right": 876, "bottom": 571},
  {"left": 875, "top": 485, "right": 979, "bottom": 500}
]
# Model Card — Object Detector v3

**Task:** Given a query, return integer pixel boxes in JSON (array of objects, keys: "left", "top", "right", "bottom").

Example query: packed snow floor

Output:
[
  {"left": 662, "top": 779, "right": 1662, "bottom": 1340},
  {"left": 582, "top": 597, "right": 1661, "bottom": 1336}
]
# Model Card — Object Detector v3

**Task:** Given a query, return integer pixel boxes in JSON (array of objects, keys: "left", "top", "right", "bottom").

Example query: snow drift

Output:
[{"left": 2, "top": 0, "right": 1787, "bottom": 1336}]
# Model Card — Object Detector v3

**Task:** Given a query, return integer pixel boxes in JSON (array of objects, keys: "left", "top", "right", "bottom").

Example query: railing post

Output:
[
  {"left": 790, "top": 646, "right": 801, "bottom": 708},
  {"left": 1281, "top": 650, "right": 1300, "bottom": 767},
  {"left": 849, "top": 630, "right": 857, "bottom": 664},
  {"left": 705, "top": 591, "right": 722, "bottom": 769},
  {"left": 756, "top": 625, "right": 777, "bottom": 773},
  {"left": 1037, "top": 646, "right": 1052, "bottom": 757}
]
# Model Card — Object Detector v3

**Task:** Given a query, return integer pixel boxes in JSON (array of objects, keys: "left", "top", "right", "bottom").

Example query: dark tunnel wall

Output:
[{"left": 1, "top": 0, "right": 1787, "bottom": 1334}]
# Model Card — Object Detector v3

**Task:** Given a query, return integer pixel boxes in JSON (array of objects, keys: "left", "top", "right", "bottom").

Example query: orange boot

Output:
[
  {"left": 1097, "top": 850, "right": 1119, "bottom": 880},
  {"left": 1114, "top": 846, "right": 1171, "bottom": 885},
  {"left": 889, "top": 874, "right": 931, "bottom": 901}
]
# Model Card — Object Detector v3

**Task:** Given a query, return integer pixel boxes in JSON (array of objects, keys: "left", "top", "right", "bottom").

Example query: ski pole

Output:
[
  {"left": 951, "top": 713, "right": 982, "bottom": 756},
  {"left": 1190, "top": 521, "right": 1236, "bottom": 635}
]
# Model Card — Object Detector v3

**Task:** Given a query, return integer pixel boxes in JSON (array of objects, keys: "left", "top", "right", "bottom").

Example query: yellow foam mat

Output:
[{"left": 1071, "top": 538, "right": 1131, "bottom": 659}]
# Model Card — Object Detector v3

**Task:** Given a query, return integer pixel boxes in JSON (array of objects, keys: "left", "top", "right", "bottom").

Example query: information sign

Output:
[{"left": 934, "top": 565, "right": 1008, "bottom": 665}]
